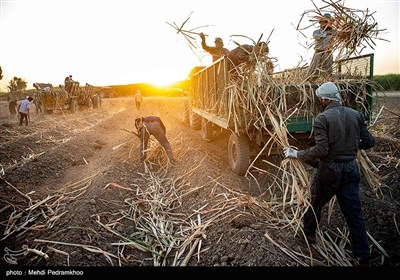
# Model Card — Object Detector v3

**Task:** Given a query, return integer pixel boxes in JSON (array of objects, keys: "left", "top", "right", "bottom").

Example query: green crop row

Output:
[{"left": 373, "top": 74, "right": 400, "bottom": 91}]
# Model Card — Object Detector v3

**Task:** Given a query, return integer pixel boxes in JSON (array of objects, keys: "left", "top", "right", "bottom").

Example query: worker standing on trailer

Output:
[
  {"left": 134, "top": 116, "right": 176, "bottom": 163},
  {"left": 307, "top": 13, "right": 334, "bottom": 79},
  {"left": 283, "top": 82, "right": 375, "bottom": 266},
  {"left": 199, "top": 33, "right": 229, "bottom": 62},
  {"left": 64, "top": 74, "right": 74, "bottom": 92}
]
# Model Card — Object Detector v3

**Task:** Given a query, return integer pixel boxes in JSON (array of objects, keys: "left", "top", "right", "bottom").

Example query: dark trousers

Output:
[
  {"left": 303, "top": 160, "right": 370, "bottom": 259},
  {"left": 139, "top": 122, "right": 174, "bottom": 162},
  {"left": 19, "top": 112, "right": 29, "bottom": 126}
]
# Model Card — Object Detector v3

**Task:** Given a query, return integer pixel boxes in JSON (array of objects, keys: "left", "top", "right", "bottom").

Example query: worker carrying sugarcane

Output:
[
  {"left": 199, "top": 33, "right": 229, "bottom": 62},
  {"left": 283, "top": 82, "right": 375, "bottom": 266},
  {"left": 134, "top": 116, "right": 176, "bottom": 163},
  {"left": 307, "top": 13, "right": 334, "bottom": 79}
]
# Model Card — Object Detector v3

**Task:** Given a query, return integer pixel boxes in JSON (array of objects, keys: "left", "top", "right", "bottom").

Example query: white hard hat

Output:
[
  {"left": 316, "top": 82, "right": 341, "bottom": 102},
  {"left": 26, "top": 96, "right": 29, "bottom": 99}
]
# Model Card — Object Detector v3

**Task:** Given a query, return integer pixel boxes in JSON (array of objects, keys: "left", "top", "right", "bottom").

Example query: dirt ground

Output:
[{"left": 0, "top": 94, "right": 399, "bottom": 271}]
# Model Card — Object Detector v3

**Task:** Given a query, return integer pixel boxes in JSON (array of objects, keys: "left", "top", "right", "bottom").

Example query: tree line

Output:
[
  {"left": 0, "top": 66, "right": 28, "bottom": 92},
  {"left": 1, "top": 65, "right": 398, "bottom": 96}
]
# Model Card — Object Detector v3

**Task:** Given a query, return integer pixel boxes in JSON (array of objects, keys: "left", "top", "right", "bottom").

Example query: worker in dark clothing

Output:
[
  {"left": 64, "top": 75, "right": 73, "bottom": 93},
  {"left": 199, "top": 33, "right": 229, "bottom": 63},
  {"left": 8, "top": 99, "right": 17, "bottom": 115},
  {"left": 283, "top": 82, "right": 375, "bottom": 266},
  {"left": 135, "top": 116, "right": 176, "bottom": 163},
  {"left": 227, "top": 42, "right": 274, "bottom": 74},
  {"left": 227, "top": 44, "right": 253, "bottom": 67}
]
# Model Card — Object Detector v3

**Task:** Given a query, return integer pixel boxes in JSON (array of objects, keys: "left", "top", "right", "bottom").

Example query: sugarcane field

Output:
[{"left": 0, "top": 0, "right": 399, "bottom": 270}]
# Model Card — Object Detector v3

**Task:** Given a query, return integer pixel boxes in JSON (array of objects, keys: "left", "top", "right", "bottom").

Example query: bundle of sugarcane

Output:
[
  {"left": 297, "top": 0, "right": 388, "bottom": 60},
  {"left": 333, "top": 78, "right": 375, "bottom": 112},
  {"left": 357, "top": 149, "right": 382, "bottom": 197},
  {"left": 265, "top": 107, "right": 311, "bottom": 207},
  {"left": 166, "top": 12, "right": 211, "bottom": 59},
  {"left": 225, "top": 43, "right": 318, "bottom": 134}
]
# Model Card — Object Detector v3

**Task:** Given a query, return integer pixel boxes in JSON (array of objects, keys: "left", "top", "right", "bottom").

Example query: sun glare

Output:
[{"left": 145, "top": 63, "right": 192, "bottom": 88}]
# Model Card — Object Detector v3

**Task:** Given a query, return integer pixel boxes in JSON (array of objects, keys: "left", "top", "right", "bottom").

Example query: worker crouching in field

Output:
[{"left": 135, "top": 116, "right": 176, "bottom": 163}]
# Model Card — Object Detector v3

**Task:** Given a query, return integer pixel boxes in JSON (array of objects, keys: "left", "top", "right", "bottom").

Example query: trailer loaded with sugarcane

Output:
[
  {"left": 183, "top": 53, "right": 374, "bottom": 175},
  {"left": 33, "top": 81, "right": 101, "bottom": 114}
]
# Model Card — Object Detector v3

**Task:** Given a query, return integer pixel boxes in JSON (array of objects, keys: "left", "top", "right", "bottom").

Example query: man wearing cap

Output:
[
  {"left": 199, "top": 33, "right": 229, "bottom": 62},
  {"left": 283, "top": 82, "right": 375, "bottom": 266},
  {"left": 307, "top": 13, "right": 334, "bottom": 79}
]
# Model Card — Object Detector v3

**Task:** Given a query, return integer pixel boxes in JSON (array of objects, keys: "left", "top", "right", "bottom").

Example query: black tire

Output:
[
  {"left": 201, "top": 118, "right": 214, "bottom": 141},
  {"left": 228, "top": 132, "right": 250, "bottom": 176},
  {"left": 70, "top": 100, "right": 77, "bottom": 113},
  {"left": 190, "top": 111, "right": 201, "bottom": 130},
  {"left": 183, "top": 101, "right": 190, "bottom": 125}
]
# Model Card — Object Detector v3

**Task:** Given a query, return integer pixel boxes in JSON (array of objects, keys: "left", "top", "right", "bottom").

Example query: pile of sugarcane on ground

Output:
[
  {"left": 111, "top": 130, "right": 392, "bottom": 266},
  {"left": 1, "top": 173, "right": 100, "bottom": 265},
  {"left": 1, "top": 123, "right": 395, "bottom": 266}
]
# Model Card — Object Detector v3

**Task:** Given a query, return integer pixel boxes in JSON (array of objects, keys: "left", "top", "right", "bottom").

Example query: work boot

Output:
[
  {"left": 355, "top": 257, "right": 370, "bottom": 267},
  {"left": 295, "top": 231, "right": 316, "bottom": 245},
  {"left": 305, "top": 232, "right": 316, "bottom": 244}
]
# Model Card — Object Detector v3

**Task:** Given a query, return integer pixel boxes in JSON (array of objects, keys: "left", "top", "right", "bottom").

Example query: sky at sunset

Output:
[{"left": 0, "top": 0, "right": 399, "bottom": 91}]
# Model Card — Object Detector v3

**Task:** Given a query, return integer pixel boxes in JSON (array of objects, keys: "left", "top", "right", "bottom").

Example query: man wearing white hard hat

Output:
[{"left": 283, "top": 82, "right": 375, "bottom": 266}]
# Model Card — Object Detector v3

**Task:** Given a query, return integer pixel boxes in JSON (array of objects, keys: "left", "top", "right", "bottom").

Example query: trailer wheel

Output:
[
  {"left": 228, "top": 133, "right": 250, "bottom": 176},
  {"left": 190, "top": 111, "right": 201, "bottom": 130},
  {"left": 201, "top": 118, "right": 214, "bottom": 141},
  {"left": 70, "top": 100, "right": 77, "bottom": 113},
  {"left": 43, "top": 104, "right": 53, "bottom": 114},
  {"left": 182, "top": 101, "right": 190, "bottom": 125}
]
